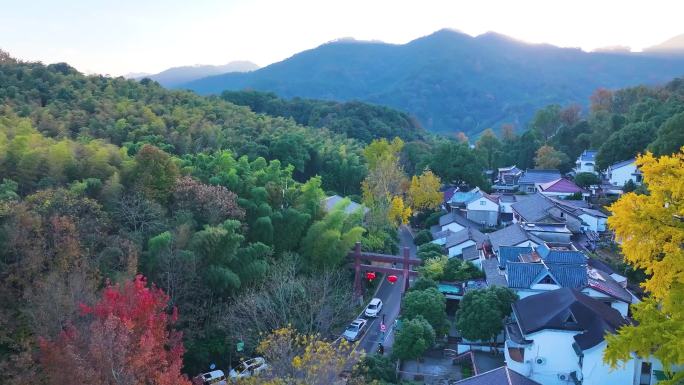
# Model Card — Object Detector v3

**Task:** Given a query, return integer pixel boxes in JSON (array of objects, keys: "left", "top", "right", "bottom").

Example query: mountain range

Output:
[
  {"left": 133, "top": 61, "right": 259, "bottom": 87},
  {"left": 178, "top": 29, "right": 684, "bottom": 137},
  {"left": 644, "top": 34, "right": 684, "bottom": 54}
]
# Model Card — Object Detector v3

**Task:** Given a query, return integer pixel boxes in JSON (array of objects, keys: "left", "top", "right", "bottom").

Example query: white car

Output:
[
  {"left": 364, "top": 298, "right": 383, "bottom": 318},
  {"left": 194, "top": 370, "right": 227, "bottom": 385},
  {"left": 228, "top": 357, "right": 268, "bottom": 380},
  {"left": 342, "top": 318, "right": 368, "bottom": 342}
]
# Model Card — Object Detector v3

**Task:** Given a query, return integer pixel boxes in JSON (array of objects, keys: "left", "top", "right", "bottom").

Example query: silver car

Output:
[
  {"left": 228, "top": 357, "right": 268, "bottom": 380},
  {"left": 342, "top": 318, "right": 368, "bottom": 342}
]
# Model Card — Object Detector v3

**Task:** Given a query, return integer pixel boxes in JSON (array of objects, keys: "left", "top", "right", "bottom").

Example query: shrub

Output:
[{"left": 413, "top": 229, "right": 433, "bottom": 246}]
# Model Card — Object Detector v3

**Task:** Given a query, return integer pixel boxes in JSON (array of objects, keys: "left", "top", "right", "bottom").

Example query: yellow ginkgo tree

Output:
[
  {"left": 603, "top": 149, "right": 684, "bottom": 384},
  {"left": 408, "top": 170, "right": 442, "bottom": 213},
  {"left": 388, "top": 195, "right": 411, "bottom": 228}
]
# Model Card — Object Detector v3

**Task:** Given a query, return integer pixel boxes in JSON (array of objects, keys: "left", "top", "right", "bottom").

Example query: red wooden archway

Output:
[{"left": 348, "top": 242, "right": 421, "bottom": 299}]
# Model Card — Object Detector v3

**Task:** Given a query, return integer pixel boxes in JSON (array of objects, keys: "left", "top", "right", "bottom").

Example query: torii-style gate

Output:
[{"left": 348, "top": 242, "right": 422, "bottom": 298}]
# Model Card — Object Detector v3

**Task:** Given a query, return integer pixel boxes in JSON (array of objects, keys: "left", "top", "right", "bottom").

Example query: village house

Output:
[
  {"left": 492, "top": 165, "right": 524, "bottom": 192},
  {"left": 511, "top": 193, "right": 608, "bottom": 233},
  {"left": 536, "top": 178, "right": 587, "bottom": 199},
  {"left": 487, "top": 223, "right": 544, "bottom": 254},
  {"left": 574, "top": 150, "right": 598, "bottom": 175},
  {"left": 505, "top": 289, "right": 664, "bottom": 385},
  {"left": 443, "top": 227, "right": 487, "bottom": 259},
  {"left": 465, "top": 192, "right": 500, "bottom": 227},
  {"left": 497, "top": 242, "right": 634, "bottom": 316},
  {"left": 520, "top": 222, "right": 572, "bottom": 244},
  {"left": 518, "top": 169, "right": 561, "bottom": 194},
  {"left": 446, "top": 187, "right": 500, "bottom": 227},
  {"left": 493, "top": 194, "right": 521, "bottom": 225},
  {"left": 606, "top": 159, "right": 642, "bottom": 188}
]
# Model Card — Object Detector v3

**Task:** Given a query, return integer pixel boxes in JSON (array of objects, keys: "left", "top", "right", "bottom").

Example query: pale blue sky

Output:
[{"left": 1, "top": 0, "right": 682, "bottom": 76}]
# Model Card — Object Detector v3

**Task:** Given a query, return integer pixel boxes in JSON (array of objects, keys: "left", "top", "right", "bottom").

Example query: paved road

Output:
[{"left": 354, "top": 225, "right": 416, "bottom": 354}]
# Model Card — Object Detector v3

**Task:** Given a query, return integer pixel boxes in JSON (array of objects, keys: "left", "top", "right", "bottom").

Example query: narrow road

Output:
[{"left": 355, "top": 225, "right": 416, "bottom": 354}]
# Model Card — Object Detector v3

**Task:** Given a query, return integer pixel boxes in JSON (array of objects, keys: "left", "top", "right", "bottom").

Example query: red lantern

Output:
[
  {"left": 387, "top": 275, "right": 398, "bottom": 284},
  {"left": 365, "top": 272, "right": 376, "bottom": 282}
]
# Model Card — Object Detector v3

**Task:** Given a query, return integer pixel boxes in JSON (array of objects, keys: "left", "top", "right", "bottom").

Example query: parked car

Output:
[
  {"left": 342, "top": 318, "right": 368, "bottom": 342},
  {"left": 193, "top": 370, "right": 227, "bottom": 385},
  {"left": 364, "top": 298, "right": 383, "bottom": 318},
  {"left": 228, "top": 357, "right": 268, "bottom": 380}
]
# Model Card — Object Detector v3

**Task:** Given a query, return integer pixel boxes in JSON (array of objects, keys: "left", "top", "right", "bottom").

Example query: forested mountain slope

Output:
[
  {"left": 221, "top": 90, "right": 427, "bottom": 142},
  {"left": 0, "top": 55, "right": 367, "bottom": 193},
  {"left": 182, "top": 29, "right": 684, "bottom": 137}
]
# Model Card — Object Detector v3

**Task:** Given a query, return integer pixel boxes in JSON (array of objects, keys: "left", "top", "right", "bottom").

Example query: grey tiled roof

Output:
[
  {"left": 510, "top": 193, "right": 555, "bottom": 222},
  {"left": 587, "top": 268, "right": 633, "bottom": 303},
  {"left": 454, "top": 366, "right": 541, "bottom": 385},
  {"left": 445, "top": 228, "right": 486, "bottom": 249},
  {"left": 482, "top": 258, "right": 508, "bottom": 287},
  {"left": 488, "top": 224, "right": 544, "bottom": 252},
  {"left": 506, "top": 261, "right": 587, "bottom": 289},
  {"left": 323, "top": 195, "right": 368, "bottom": 215},
  {"left": 609, "top": 158, "right": 636, "bottom": 170},
  {"left": 438, "top": 211, "right": 482, "bottom": 228},
  {"left": 512, "top": 288, "right": 629, "bottom": 350},
  {"left": 518, "top": 169, "right": 561, "bottom": 185},
  {"left": 462, "top": 245, "right": 479, "bottom": 261},
  {"left": 536, "top": 244, "right": 587, "bottom": 264},
  {"left": 505, "top": 262, "right": 546, "bottom": 288},
  {"left": 498, "top": 246, "right": 533, "bottom": 267},
  {"left": 547, "top": 264, "right": 589, "bottom": 288}
]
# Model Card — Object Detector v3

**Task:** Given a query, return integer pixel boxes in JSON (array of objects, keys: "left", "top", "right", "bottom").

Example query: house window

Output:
[
  {"left": 539, "top": 275, "right": 556, "bottom": 284},
  {"left": 480, "top": 200, "right": 486, "bottom": 206},
  {"left": 640, "top": 362, "right": 652, "bottom": 385},
  {"left": 508, "top": 347, "right": 525, "bottom": 363}
]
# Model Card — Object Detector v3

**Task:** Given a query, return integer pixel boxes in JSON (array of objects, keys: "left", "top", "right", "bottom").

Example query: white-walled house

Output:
[
  {"left": 437, "top": 212, "right": 466, "bottom": 234},
  {"left": 578, "top": 208, "right": 608, "bottom": 232},
  {"left": 607, "top": 159, "right": 642, "bottom": 187},
  {"left": 465, "top": 193, "right": 500, "bottom": 227},
  {"left": 443, "top": 228, "right": 486, "bottom": 258},
  {"left": 505, "top": 289, "right": 665, "bottom": 385},
  {"left": 574, "top": 150, "right": 598, "bottom": 175}
]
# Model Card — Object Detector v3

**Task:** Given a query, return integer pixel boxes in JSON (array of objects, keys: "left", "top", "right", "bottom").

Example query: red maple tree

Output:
[{"left": 39, "top": 275, "right": 191, "bottom": 385}]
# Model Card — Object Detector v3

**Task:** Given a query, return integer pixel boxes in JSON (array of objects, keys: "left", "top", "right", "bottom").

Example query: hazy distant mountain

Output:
[
  {"left": 124, "top": 71, "right": 152, "bottom": 78},
  {"left": 142, "top": 61, "right": 259, "bottom": 87},
  {"left": 180, "top": 29, "right": 684, "bottom": 136},
  {"left": 644, "top": 34, "right": 684, "bottom": 54},
  {"left": 593, "top": 45, "right": 632, "bottom": 53}
]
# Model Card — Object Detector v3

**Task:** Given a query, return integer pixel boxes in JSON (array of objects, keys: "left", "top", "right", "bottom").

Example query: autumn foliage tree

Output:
[
  {"left": 245, "top": 327, "right": 360, "bottom": 385},
  {"left": 604, "top": 149, "right": 684, "bottom": 384},
  {"left": 534, "top": 144, "right": 567, "bottom": 170},
  {"left": 39, "top": 275, "right": 190, "bottom": 385},
  {"left": 408, "top": 170, "right": 442, "bottom": 213},
  {"left": 173, "top": 176, "right": 244, "bottom": 225},
  {"left": 388, "top": 195, "right": 411, "bottom": 227}
]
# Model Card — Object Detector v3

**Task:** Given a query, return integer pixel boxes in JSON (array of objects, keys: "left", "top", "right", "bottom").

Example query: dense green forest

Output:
[
  {"left": 181, "top": 29, "right": 684, "bottom": 137},
  {"left": 220, "top": 90, "right": 426, "bottom": 143},
  {"left": 0, "top": 53, "right": 378, "bottom": 382}
]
